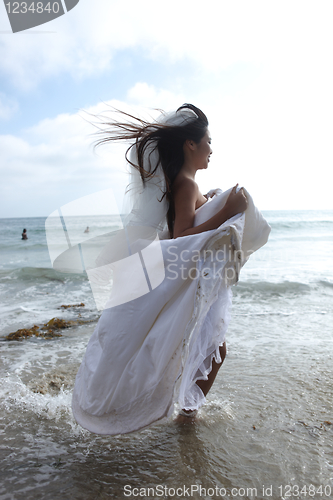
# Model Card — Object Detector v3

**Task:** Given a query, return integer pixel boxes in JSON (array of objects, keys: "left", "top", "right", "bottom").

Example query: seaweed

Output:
[
  {"left": 5, "top": 325, "right": 42, "bottom": 341},
  {"left": 6, "top": 317, "right": 79, "bottom": 341},
  {"left": 59, "top": 302, "right": 85, "bottom": 309},
  {"left": 4, "top": 301, "right": 95, "bottom": 341}
]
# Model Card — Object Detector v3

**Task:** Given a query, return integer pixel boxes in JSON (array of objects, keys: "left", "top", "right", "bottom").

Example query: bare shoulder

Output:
[{"left": 173, "top": 175, "right": 198, "bottom": 202}]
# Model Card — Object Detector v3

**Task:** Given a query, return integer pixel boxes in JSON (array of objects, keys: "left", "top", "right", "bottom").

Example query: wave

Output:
[
  {"left": 2, "top": 267, "right": 332, "bottom": 291},
  {"left": 235, "top": 280, "right": 318, "bottom": 297},
  {"left": 0, "top": 266, "right": 86, "bottom": 283},
  {"left": 317, "top": 279, "right": 333, "bottom": 289},
  {"left": 0, "top": 243, "right": 48, "bottom": 251},
  {"left": 269, "top": 220, "right": 333, "bottom": 232}
]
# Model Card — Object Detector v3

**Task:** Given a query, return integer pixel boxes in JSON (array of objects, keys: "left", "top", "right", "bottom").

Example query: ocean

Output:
[{"left": 0, "top": 211, "right": 332, "bottom": 500}]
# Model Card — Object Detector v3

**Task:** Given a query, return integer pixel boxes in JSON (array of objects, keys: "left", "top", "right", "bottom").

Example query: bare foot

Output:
[{"left": 175, "top": 409, "right": 198, "bottom": 424}]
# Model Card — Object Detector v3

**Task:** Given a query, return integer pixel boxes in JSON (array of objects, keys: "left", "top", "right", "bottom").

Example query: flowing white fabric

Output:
[{"left": 72, "top": 187, "right": 271, "bottom": 435}]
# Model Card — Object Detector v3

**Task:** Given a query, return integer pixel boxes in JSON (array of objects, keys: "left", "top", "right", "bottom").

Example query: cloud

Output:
[
  {"left": 0, "top": 102, "right": 125, "bottom": 217},
  {"left": 127, "top": 82, "right": 185, "bottom": 110},
  {"left": 2, "top": 71, "right": 333, "bottom": 218},
  {"left": 0, "top": 92, "right": 18, "bottom": 119},
  {"left": 0, "top": 92, "right": 187, "bottom": 217},
  {"left": 1, "top": 0, "right": 333, "bottom": 217},
  {"left": 2, "top": 0, "right": 333, "bottom": 90}
]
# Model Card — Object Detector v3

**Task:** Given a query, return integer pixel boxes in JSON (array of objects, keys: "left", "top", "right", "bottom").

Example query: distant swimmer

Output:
[
  {"left": 84, "top": 226, "right": 89, "bottom": 233},
  {"left": 22, "top": 229, "right": 28, "bottom": 240}
]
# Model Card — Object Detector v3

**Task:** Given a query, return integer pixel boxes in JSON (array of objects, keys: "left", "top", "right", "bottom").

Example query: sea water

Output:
[{"left": 0, "top": 211, "right": 332, "bottom": 500}]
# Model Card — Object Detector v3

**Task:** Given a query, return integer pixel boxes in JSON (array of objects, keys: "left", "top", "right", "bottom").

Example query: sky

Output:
[{"left": 0, "top": 0, "right": 333, "bottom": 218}]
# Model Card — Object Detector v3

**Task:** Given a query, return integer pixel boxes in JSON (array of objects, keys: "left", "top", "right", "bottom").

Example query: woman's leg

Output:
[
  {"left": 178, "top": 342, "right": 227, "bottom": 419},
  {"left": 196, "top": 342, "right": 227, "bottom": 396}
]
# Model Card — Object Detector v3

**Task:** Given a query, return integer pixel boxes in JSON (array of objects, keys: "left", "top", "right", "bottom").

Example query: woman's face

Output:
[{"left": 194, "top": 129, "right": 212, "bottom": 170}]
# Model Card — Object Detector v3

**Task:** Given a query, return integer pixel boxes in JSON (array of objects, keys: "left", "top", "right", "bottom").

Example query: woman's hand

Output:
[
  {"left": 224, "top": 184, "right": 248, "bottom": 220},
  {"left": 173, "top": 181, "right": 248, "bottom": 238},
  {"left": 204, "top": 188, "right": 223, "bottom": 199}
]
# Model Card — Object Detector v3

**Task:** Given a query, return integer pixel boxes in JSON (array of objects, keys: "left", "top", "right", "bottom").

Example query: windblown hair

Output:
[{"left": 94, "top": 104, "right": 208, "bottom": 237}]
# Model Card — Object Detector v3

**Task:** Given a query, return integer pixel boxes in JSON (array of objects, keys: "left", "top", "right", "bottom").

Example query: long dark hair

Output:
[{"left": 94, "top": 104, "right": 208, "bottom": 236}]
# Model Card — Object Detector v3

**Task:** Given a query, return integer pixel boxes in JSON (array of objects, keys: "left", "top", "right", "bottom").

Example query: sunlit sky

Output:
[{"left": 1, "top": 0, "right": 332, "bottom": 218}]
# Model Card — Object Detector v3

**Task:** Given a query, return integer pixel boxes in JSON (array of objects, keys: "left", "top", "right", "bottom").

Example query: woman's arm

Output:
[{"left": 173, "top": 180, "right": 248, "bottom": 239}]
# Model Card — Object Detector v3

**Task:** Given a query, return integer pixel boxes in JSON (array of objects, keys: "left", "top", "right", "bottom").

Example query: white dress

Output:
[{"left": 72, "top": 188, "right": 270, "bottom": 435}]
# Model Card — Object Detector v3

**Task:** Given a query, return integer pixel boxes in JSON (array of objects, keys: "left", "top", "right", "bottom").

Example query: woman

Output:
[
  {"left": 72, "top": 104, "right": 270, "bottom": 434},
  {"left": 171, "top": 108, "right": 247, "bottom": 415}
]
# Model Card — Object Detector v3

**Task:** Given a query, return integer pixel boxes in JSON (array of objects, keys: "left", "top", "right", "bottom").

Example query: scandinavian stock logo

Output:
[
  {"left": 45, "top": 189, "right": 165, "bottom": 311},
  {"left": 3, "top": 0, "right": 80, "bottom": 33}
]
